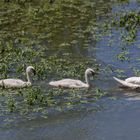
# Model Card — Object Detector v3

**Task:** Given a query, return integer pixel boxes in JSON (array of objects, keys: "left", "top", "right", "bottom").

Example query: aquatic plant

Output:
[
  {"left": 0, "top": 0, "right": 138, "bottom": 122},
  {"left": 112, "top": 11, "right": 140, "bottom": 42}
]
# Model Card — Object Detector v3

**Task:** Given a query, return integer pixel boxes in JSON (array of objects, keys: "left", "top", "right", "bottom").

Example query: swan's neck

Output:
[
  {"left": 85, "top": 73, "right": 92, "bottom": 86},
  {"left": 27, "top": 72, "right": 32, "bottom": 83}
]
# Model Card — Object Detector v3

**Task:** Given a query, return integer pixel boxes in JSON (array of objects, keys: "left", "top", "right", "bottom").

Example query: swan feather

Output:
[
  {"left": 49, "top": 68, "right": 95, "bottom": 88},
  {"left": 113, "top": 77, "right": 140, "bottom": 89},
  {"left": 0, "top": 66, "right": 35, "bottom": 89}
]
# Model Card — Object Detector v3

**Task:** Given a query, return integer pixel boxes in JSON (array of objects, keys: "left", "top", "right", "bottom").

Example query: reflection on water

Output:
[{"left": 1, "top": 0, "right": 140, "bottom": 140}]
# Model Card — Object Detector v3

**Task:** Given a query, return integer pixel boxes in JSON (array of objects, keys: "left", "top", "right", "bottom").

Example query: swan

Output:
[
  {"left": 49, "top": 68, "right": 95, "bottom": 88},
  {"left": 113, "top": 76, "right": 140, "bottom": 89},
  {"left": 0, "top": 66, "right": 36, "bottom": 89}
]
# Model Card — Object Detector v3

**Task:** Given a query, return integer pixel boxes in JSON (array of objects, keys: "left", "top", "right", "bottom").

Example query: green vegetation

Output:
[
  {"left": 113, "top": 11, "right": 140, "bottom": 42},
  {"left": 0, "top": 0, "right": 140, "bottom": 123},
  {"left": 0, "top": 0, "right": 105, "bottom": 121}
]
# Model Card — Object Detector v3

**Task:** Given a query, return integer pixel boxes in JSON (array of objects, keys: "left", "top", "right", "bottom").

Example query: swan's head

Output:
[
  {"left": 85, "top": 68, "right": 95, "bottom": 77},
  {"left": 26, "top": 66, "right": 36, "bottom": 75}
]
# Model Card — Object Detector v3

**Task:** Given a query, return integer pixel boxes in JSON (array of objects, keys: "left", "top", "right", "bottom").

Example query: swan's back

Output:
[
  {"left": 0, "top": 79, "right": 30, "bottom": 89},
  {"left": 125, "top": 77, "right": 140, "bottom": 84},
  {"left": 113, "top": 77, "right": 140, "bottom": 89},
  {"left": 49, "top": 79, "right": 88, "bottom": 88}
]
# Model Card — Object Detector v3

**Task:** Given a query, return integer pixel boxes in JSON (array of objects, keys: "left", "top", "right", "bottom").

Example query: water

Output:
[
  {"left": 1, "top": 97, "right": 140, "bottom": 140},
  {"left": 1, "top": 0, "right": 140, "bottom": 139}
]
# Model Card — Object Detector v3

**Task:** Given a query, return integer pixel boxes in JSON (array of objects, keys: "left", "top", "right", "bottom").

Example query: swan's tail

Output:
[
  {"left": 49, "top": 81, "right": 59, "bottom": 87},
  {"left": 113, "top": 77, "right": 126, "bottom": 85},
  {"left": 113, "top": 77, "right": 140, "bottom": 89},
  {"left": 49, "top": 81, "right": 54, "bottom": 86},
  {"left": 0, "top": 80, "right": 4, "bottom": 87}
]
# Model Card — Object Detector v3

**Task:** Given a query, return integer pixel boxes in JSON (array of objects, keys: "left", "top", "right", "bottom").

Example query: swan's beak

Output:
[{"left": 91, "top": 71, "right": 96, "bottom": 77}]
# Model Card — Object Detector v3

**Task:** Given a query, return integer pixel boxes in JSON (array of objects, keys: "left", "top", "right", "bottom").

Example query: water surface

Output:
[{"left": 1, "top": 0, "right": 140, "bottom": 140}]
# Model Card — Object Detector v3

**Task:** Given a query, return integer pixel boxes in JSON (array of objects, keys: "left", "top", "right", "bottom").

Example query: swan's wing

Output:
[
  {"left": 49, "top": 79, "right": 88, "bottom": 88},
  {"left": 113, "top": 77, "right": 140, "bottom": 89},
  {"left": 0, "top": 79, "right": 28, "bottom": 88},
  {"left": 125, "top": 77, "right": 140, "bottom": 84},
  {"left": 49, "top": 79, "right": 64, "bottom": 87},
  {"left": 49, "top": 79, "right": 77, "bottom": 87}
]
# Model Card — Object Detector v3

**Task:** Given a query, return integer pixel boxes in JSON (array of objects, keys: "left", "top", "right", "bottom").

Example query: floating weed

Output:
[
  {"left": 22, "top": 87, "right": 45, "bottom": 106},
  {"left": 23, "top": 88, "right": 39, "bottom": 106},
  {"left": 0, "top": 0, "right": 138, "bottom": 122},
  {"left": 116, "top": 51, "right": 130, "bottom": 62},
  {"left": 111, "top": 11, "right": 140, "bottom": 43},
  {"left": 132, "top": 67, "right": 140, "bottom": 77},
  {"left": 114, "top": 68, "right": 125, "bottom": 78},
  {"left": 6, "top": 96, "right": 16, "bottom": 113},
  {"left": 93, "top": 88, "right": 107, "bottom": 99}
]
